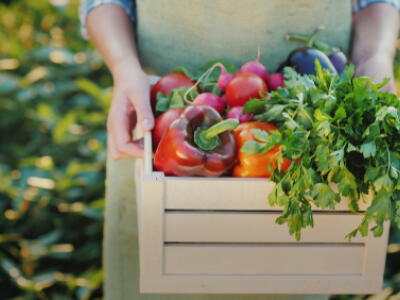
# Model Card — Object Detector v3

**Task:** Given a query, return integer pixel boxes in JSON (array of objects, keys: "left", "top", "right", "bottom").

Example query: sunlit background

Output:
[
  {"left": 1, "top": 1, "right": 400, "bottom": 299},
  {"left": 0, "top": 1, "right": 109, "bottom": 299}
]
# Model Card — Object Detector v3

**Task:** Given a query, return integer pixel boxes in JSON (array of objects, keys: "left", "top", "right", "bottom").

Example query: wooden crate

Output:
[{"left": 136, "top": 132, "right": 389, "bottom": 295}]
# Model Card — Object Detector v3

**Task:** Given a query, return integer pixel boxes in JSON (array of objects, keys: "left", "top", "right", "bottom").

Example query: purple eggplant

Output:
[
  {"left": 286, "top": 47, "right": 337, "bottom": 76},
  {"left": 286, "top": 32, "right": 348, "bottom": 74},
  {"left": 328, "top": 50, "right": 347, "bottom": 74}
]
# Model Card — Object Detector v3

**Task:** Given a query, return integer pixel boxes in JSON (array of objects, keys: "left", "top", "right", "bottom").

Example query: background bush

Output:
[
  {"left": 0, "top": 1, "right": 110, "bottom": 299},
  {"left": 1, "top": 1, "right": 400, "bottom": 299}
]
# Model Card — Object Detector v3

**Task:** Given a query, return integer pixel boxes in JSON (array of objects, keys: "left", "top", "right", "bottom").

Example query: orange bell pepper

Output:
[{"left": 233, "top": 122, "right": 291, "bottom": 177}]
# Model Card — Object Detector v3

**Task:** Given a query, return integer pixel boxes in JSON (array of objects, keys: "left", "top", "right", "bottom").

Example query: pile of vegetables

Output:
[
  {"left": 150, "top": 36, "right": 400, "bottom": 240},
  {"left": 151, "top": 51, "right": 288, "bottom": 178},
  {"left": 282, "top": 28, "right": 348, "bottom": 75}
]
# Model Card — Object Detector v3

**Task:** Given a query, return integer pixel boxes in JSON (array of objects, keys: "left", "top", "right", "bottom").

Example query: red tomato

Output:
[
  {"left": 150, "top": 73, "right": 194, "bottom": 109},
  {"left": 152, "top": 108, "right": 184, "bottom": 149},
  {"left": 225, "top": 73, "right": 268, "bottom": 107}
]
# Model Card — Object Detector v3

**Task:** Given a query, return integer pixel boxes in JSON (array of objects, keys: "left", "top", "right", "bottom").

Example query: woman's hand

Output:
[
  {"left": 107, "top": 64, "right": 154, "bottom": 160},
  {"left": 87, "top": 4, "right": 157, "bottom": 159},
  {"left": 354, "top": 52, "right": 396, "bottom": 94},
  {"left": 351, "top": 3, "right": 399, "bottom": 95}
]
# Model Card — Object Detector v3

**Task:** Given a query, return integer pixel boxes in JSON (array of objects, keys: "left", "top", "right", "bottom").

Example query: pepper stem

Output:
[
  {"left": 203, "top": 119, "right": 239, "bottom": 139},
  {"left": 194, "top": 119, "right": 239, "bottom": 151}
]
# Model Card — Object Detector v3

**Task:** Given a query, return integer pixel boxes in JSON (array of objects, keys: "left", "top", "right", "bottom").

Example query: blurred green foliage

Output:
[
  {"left": 1, "top": 0, "right": 400, "bottom": 300},
  {"left": 0, "top": 0, "right": 112, "bottom": 299}
]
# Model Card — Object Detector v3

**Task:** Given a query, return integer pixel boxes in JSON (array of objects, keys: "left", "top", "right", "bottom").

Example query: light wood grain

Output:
[
  {"left": 144, "top": 131, "right": 153, "bottom": 176},
  {"left": 136, "top": 162, "right": 389, "bottom": 294},
  {"left": 165, "top": 212, "right": 365, "bottom": 243},
  {"left": 136, "top": 175, "right": 164, "bottom": 277},
  {"left": 140, "top": 276, "right": 382, "bottom": 295},
  {"left": 164, "top": 244, "right": 364, "bottom": 275},
  {"left": 363, "top": 222, "right": 390, "bottom": 277},
  {"left": 163, "top": 177, "right": 371, "bottom": 211}
]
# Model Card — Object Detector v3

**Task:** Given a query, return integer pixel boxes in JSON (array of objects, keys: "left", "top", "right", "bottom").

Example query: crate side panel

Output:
[
  {"left": 138, "top": 178, "right": 165, "bottom": 277},
  {"left": 165, "top": 212, "right": 365, "bottom": 243},
  {"left": 164, "top": 244, "right": 364, "bottom": 275},
  {"left": 363, "top": 221, "right": 390, "bottom": 277}
]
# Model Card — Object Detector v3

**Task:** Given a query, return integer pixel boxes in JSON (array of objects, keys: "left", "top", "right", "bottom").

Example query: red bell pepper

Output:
[{"left": 154, "top": 105, "right": 238, "bottom": 177}]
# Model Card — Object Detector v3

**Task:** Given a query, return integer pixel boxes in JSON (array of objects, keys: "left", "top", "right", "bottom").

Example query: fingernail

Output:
[{"left": 142, "top": 118, "right": 153, "bottom": 130}]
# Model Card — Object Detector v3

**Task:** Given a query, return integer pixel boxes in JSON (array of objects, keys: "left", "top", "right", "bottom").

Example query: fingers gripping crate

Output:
[{"left": 136, "top": 132, "right": 389, "bottom": 295}]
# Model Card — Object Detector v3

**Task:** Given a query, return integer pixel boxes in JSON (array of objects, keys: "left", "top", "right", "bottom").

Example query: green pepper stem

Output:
[
  {"left": 203, "top": 119, "right": 239, "bottom": 139},
  {"left": 194, "top": 119, "right": 239, "bottom": 151}
]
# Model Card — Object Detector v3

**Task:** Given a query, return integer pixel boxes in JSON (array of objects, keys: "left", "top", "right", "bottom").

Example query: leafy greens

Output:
[{"left": 244, "top": 62, "right": 400, "bottom": 240}]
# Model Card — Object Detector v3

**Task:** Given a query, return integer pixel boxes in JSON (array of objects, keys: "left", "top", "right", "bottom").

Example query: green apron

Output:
[{"left": 104, "top": 1, "right": 352, "bottom": 299}]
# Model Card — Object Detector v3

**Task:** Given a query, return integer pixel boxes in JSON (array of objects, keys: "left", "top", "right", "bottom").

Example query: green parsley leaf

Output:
[
  {"left": 312, "top": 183, "right": 340, "bottom": 209},
  {"left": 360, "top": 141, "right": 377, "bottom": 158}
]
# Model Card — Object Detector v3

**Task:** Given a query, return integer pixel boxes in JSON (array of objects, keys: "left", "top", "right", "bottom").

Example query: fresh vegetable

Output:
[
  {"left": 328, "top": 50, "right": 348, "bottom": 73},
  {"left": 226, "top": 106, "right": 253, "bottom": 122},
  {"left": 244, "top": 62, "right": 399, "bottom": 239},
  {"left": 155, "top": 86, "right": 198, "bottom": 114},
  {"left": 151, "top": 72, "right": 194, "bottom": 109},
  {"left": 233, "top": 122, "right": 291, "bottom": 177},
  {"left": 226, "top": 73, "right": 268, "bottom": 107},
  {"left": 154, "top": 105, "right": 238, "bottom": 177},
  {"left": 217, "top": 65, "right": 234, "bottom": 92},
  {"left": 192, "top": 92, "right": 226, "bottom": 114},
  {"left": 285, "top": 47, "right": 337, "bottom": 75},
  {"left": 237, "top": 49, "right": 269, "bottom": 82},
  {"left": 286, "top": 32, "right": 348, "bottom": 74},
  {"left": 153, "top": 108, "right": 184, "bottom": 148},
  {"left": 267, "top": 73, "right": 284, "bottom": 90},
  {"left": 196, "top": 60, "right": 239, "bottom": 94}
]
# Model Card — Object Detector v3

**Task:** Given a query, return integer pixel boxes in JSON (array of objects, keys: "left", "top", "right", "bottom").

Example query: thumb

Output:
[{"left": 135, "top": 95, "right": 155, "bottom": 131}]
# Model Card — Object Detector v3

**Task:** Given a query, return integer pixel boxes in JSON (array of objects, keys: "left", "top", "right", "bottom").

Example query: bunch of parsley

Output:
[{"left": 243, "top": 62, "right": 400, "bottom": 240}]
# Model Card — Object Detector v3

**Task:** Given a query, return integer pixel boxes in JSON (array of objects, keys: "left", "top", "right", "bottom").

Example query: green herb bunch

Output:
[{"left": 244, "top": 62, "right": 400, "bottom": 240}]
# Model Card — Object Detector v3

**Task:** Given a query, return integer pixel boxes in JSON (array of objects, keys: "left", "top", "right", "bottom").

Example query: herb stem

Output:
[{"left": 386, "top": 145, "right": 391, "bottom": 173}]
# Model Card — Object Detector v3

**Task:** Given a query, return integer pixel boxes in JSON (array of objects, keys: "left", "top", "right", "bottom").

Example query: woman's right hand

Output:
[
  {"left": 86, "top": 4, "right": 156, "bottom": 160},
  {"left": 107, "top": 64, "right": 154, "bottom": 160}
]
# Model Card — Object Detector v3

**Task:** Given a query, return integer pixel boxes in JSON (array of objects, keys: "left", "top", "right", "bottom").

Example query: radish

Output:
[
  {"left": 267, "top": 73, "right": 284, "bottom": 91},
  {"left": 192, "top": 92, "right": 226, "bottom": 115},
  {"left": 217, "top": 65, "right": 234, "bottom": 92},
  {"left": 226, "top": 106, "right": 253, "bottom": 122},
  {"left": 238, "top": 48, "right": 268, "bottom": 82}
]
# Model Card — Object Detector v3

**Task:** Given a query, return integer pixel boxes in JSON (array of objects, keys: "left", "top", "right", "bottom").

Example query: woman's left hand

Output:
[
  {"left": 354, "top": 52, "right": 397, "bottom": 94},
  {"left": 351, "top": 3, "right": 399, "bottom": 95}
]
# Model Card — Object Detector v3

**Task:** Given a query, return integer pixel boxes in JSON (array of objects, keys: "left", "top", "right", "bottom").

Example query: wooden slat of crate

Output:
[
  {"left": 165, "top": 212, "right": 365, "bottom": 243},
  {"left": 164, "top": 243, "right": 364, "bottom": 275},
  {"left": 140, "top": 275, "right": 383, "bottom": 295},
  {"left": 164, "top": 177, "right": 371, "bottom": 211}
]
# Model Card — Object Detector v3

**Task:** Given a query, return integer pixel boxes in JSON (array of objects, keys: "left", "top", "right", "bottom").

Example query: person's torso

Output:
[{"left": 136, "top": 0, "right": 352, "bottom": 75}]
